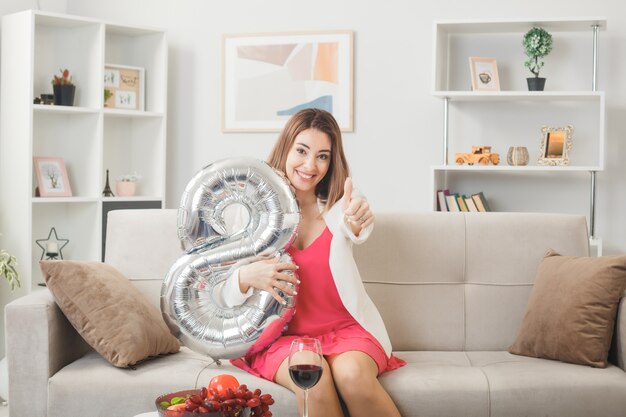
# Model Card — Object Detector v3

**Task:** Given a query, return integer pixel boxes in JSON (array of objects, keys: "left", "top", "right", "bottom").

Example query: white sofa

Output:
[{"left": 5, "top": 209, "right": 626, "bottom": 417}]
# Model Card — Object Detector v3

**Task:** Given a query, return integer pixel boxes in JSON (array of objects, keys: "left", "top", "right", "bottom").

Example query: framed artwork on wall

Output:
[
  {"left": 33, "top": 156, "right": 72, "bottom": 197},
  {"left": 222, "top": 30, "right": 354, "bottom": 132},
  {"left": 104, "top": 64, "right": 145, "bottom": 111},
  {"left": 469, "top": 57, "right": 500, "bottom": 92}
]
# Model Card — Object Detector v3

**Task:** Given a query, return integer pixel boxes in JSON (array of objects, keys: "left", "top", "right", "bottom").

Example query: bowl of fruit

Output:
[{"left": 156, "top": 374, "right": 274, "bottom": 417}]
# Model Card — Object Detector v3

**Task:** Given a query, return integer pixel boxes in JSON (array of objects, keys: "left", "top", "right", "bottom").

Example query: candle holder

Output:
[{"left": 35, "top": 227, "right": 69, "bottom": 260}]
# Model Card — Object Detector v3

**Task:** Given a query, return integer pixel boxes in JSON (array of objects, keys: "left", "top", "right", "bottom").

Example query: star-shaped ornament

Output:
[{"left": 36, "top": 227, "right": 69, "bottom": 260}]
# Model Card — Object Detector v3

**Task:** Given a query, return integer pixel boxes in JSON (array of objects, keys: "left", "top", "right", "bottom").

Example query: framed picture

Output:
[
  {"left": 33, "top": 156, "right": 72, "bottom": 197},
  {"left": 469, "top": 57, "right": 500, "bottom": 92},
  {"left": 104, "top": 64, "right": 145, "bottom": 110},
  {"left": 222, "top": 30, "right": 353, "bottom": 132},
  {"left": 538, "top": 125, "right": 574, "bottom": 166}
]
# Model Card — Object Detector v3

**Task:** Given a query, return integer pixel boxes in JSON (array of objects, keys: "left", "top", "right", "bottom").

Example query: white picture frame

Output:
[
  {"left": 469, "top": 57, "right": 500, "bottom": 92},
  {"left": 538, "top": 125, "right": 574, "bottom": 166}
]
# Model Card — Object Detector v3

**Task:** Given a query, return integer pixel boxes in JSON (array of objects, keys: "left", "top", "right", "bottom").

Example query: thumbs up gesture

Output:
[{"left": 343, "top": 177, "right": 374, "bottom": 230}]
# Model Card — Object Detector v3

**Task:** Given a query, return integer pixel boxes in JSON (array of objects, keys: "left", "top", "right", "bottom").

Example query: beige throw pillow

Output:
[
  {"left": 41, "top": 260, "right": 180, "bottom": 368},
  {"left": 509, "top": 250, "right": 626, "bottom": 368}
]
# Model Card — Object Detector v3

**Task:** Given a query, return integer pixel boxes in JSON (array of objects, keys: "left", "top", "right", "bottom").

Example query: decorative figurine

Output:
[
  {"left": 102, "top": 169, "right": 115, "bottom": 197},
  {"left": 455, "top": 146, "right": 500, "bottom": 165}
]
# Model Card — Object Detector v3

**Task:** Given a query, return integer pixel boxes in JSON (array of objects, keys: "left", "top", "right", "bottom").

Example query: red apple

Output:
[{"left": 208, "top": 374, "right": 240, "bottom": 396}]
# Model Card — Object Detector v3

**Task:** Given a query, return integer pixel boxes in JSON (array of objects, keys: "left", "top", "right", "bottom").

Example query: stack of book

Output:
[{"left": 436, "top": 190, "right": 491, "bottom": 212}]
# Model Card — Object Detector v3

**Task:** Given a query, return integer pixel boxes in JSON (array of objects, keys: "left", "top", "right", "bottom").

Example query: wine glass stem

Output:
[{"left": 303, "top": 388, "right": 309, "bottom": 417}]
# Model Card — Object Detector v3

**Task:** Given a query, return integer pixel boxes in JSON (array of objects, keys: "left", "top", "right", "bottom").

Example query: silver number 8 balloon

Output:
[{"left": 161, "top": 158, "right": 300, "bottom": 359}]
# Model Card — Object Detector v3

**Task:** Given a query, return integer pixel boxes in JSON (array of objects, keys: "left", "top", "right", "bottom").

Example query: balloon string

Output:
[{"left": 193, "top": 356, "right": 220, "bottom": 389}]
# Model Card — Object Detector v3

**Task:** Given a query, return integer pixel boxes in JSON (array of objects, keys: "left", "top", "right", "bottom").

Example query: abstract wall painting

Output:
[{"left": 222, "top": 31, "right": 353, "bottom": 132}]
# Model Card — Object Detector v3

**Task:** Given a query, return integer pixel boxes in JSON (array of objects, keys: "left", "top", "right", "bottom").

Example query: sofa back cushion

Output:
[
  {"left": 354, "top": 212, "right": 589, "bottom": 351},
  {"left": 105, "top": 209, "right": 589, "bottom": 352},
  {"left": 105, "top": 209, "right": 182, "bottom": 310}
]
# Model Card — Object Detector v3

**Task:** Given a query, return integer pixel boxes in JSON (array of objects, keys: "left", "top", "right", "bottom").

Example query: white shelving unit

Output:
[
  {"left": 0, "top": 10, "right": 168, "bottom": 289},
  {"left": 432, "top": 18, "right": 606, "bottom": 254}
]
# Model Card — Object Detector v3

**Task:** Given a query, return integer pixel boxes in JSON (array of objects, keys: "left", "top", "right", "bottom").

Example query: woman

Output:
[{"left": 226, "top": 109, "right": 404, "bottom": 417}]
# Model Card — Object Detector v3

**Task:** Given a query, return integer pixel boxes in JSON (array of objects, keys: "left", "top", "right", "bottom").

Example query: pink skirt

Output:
[{"left": 231, "top": 322, "right": 405, "bottom": 382}]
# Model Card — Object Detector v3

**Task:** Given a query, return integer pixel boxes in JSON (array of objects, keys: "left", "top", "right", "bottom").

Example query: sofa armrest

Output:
[
  {"left": 5, "top": 289, "right": 91, "bottom": 417},
  {"left": 612, "top": 294, "right": 626, "bottom": 371}
]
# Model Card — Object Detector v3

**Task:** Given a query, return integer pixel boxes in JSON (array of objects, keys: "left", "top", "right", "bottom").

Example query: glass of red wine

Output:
[{"left": 288, "top": 337, "right": 323, "bottom": 417}]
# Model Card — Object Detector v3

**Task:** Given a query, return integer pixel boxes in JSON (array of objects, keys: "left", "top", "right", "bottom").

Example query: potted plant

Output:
[
  {"left": 51, "top": 68, "right": 76, "bottom": 106},
  {"left": 104, "top": 88, "right": 113, "bottom": 107},
  {"left": 0, "top": 247, "right": 20, "bottom": 291},
  {"left": 0, "top": 237, "right": 18, "bottom": 403},
  {"left": 116, "top": 172, "right": 141, "bottom": 197},
  {"left": 523, "top": 27, "right": 553, "bottom": 91}
]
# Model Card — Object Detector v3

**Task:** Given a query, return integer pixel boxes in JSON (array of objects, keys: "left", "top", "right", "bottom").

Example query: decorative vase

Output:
[
  {"left": 115, "top": 181, "right": 136, "bottom": 197},
  {"left": 53, "top": 84, "right": 76, "bottom": 106},
  {"left": 527, "top": 77, "right": 546, "bottom": 91},
  {"left": 507, "top": 146, "right": 530, "bottom": 166}
]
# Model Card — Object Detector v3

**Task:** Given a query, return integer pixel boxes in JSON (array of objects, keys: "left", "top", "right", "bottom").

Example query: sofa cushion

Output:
[
  {"left": 355, "top": 212, "right": 590, "bottom": 352},
  {"left": 508, "top": 250, "right": 626, "bottom": 367},
  {"left": 47, "top": 347, "right": 298, "bottom": 417},
  {"left": 466, "top": 351, "right": 626, "bottom": 417},
  {"left": 379, "top": 351, "right": 489, "bottom": 417},
  {"left": 41, "top": 260, "right": 180, "bottom": 368}
]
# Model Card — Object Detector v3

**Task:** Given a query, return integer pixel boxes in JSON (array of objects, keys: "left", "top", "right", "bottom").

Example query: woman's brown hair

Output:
[{"left": 267, "top": 108, "right": 349, "bottom": 212}]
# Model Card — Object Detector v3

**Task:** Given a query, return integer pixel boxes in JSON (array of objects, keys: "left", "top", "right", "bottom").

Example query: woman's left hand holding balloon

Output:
[{"left": 238, "top": 256, "right": 300, "bottom": 305}]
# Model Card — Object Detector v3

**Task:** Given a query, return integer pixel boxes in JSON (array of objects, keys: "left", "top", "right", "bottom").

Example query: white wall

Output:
[
  {"left": 0, "top": 0, "right": 624, "bottom": 377},
  {"left": 0, "top": 0, "right": 66, "bottom": 18},
  {"left": 62, "top": 0, "right": 626, "bottom": 253}
]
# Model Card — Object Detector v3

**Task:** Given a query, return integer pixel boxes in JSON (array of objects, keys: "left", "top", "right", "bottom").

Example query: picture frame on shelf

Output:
[
  {"left": 538, "top": 125, "right": 574, "bottom": 166},
  {"left": 222, "top": 30, "right": 354, "bottom": 132},
  {"left": 33, "top": 156, "right": 72, "bottom": 197},
  {"left": 469, "top": 57, "right": 500, "bottom": 92},
  {"left": 104, "top": 64, "right": 145, "bottom": 110}
]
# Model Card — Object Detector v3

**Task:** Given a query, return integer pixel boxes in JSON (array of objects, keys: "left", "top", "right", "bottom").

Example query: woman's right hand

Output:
[{"left": 238, "top": 256, "right": 300, "bottom": 305}]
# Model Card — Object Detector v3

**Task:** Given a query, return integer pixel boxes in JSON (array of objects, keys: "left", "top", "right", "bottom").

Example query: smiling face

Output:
[
  {"left": 285, "top": 128, "right": 332, "bottom": 197},
  {"left": 267, "top": 108, "right": 349, "bottom": 211}
]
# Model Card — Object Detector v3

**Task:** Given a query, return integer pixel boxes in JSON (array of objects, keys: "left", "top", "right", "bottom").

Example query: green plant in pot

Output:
[
  {"left": 104, "top": 88, "right": 113, "bottom": 107},
  {"left": 51, "top": 68, "right": 76, "bottom": 106},
  {"left": 0, "top": 247, "right": 20, "bottom": 291},
  {"left": 523, "top": 27, "right": 553, "bottom": 91},
  {"left": 0, "top": 241, "right": 19, "bottom": 403}
]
